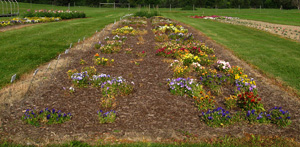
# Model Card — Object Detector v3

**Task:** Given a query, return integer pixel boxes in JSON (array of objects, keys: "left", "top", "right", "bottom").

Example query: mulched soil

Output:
[{"left": 0, "top": 18, "right": 300, "bottom": 145}]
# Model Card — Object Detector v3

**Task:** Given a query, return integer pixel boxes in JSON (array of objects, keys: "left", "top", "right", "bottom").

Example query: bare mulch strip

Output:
[{"left": 0, "top": 18, "right": 300, "bottom": 145}]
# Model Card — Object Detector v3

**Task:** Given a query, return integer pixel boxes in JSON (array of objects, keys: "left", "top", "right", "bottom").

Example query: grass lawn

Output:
[
  {"left": 159, "top": 8, "right": 300, "bottom": 26},
  {"left": 162, "top": 12, "right": 300, "bottom": 93},
  {"left": 0, "top": 3, "right": 132, "bottom": 89}
]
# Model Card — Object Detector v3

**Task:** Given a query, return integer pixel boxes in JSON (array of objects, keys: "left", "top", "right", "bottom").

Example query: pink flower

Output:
[
  {"left": 27, "top": 9, "right": 31, "bottom": 12},
  {"left": 142, "top": 51, "right": 145, "bottom": 54}
]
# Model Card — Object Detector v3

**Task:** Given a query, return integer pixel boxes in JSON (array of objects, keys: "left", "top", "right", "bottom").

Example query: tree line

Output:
[{"left": 18, "top": 0, "right": 300, "bottom": 9}]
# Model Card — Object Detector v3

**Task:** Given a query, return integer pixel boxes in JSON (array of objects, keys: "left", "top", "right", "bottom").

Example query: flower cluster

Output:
[
  {"left": 199, "top": 72, "right": 229, "bottom": 95},
  {"left": 22, "top": 108, "right": 72, "bottom": 126},
  {"left": 94, "top": 56, "right": 114, "bottom": 66},
  {"left": 201, "top": 107, "right": 233, "bottom": 127},
  {"left": 122, "top": 16, "right": 147, "bottom": 28},
  {"left": 97, "top": 110, "right": 117, "bottom": 124},
  {"left": 98, "top": 40, "right": 123, "bottom": 54},
  {"left": 112, "top": 26, "right": 144, "bottom": 36},
  {"left": 237, "top": 92, "right": 264, "bottom": 111},
  {"left": 153, "top": 23, "right": 188, "bottom": 35},
  {"left": 167, "top": 78, "right": 199, "bottom": 97},
  {"left": 170, "top": 60, "right": 191, "bottom": 78},
  {"left": 71, "top": 71, "right": 90, "bottom": 87},
  {"left": 245, "top": 109, "right": 269, "bottom": 124},
  {"left": 193, "top": 91, "right": 215, "bottom": 111},
  {"left": 235, "top": 74, "right": 257, "bottom": 95},
  {"left": 217, "top": 60, "right": 231, "bottom": 72},
  {"left": 267, "top": 107, "right": 291, "bottom": 127}
]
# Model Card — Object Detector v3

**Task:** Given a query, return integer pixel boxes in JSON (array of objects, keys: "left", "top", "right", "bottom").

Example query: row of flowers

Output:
[
  {"left": 121, "top": 16, "right": 147, "bottom": 28},
  {"left": 23, "top": 9, "right": 86, "bottom": 19},
  {"left": 190, "top": 15, "right": 300, "bottom": 41},
  {"left": 153, "top": 17, "right": 291, "bottom": 128},
  {"left": 1, "top": 17, "right": 61, "bottom": 27},
  {"left": 21, "top": 18, "right": 144, "bottom": 126}
]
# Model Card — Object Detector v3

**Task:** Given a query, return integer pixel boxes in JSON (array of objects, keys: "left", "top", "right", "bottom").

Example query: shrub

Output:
[
  {"left": 134, "top": 11, "right": 160, "bottom": 18},
  {"left": 181, "top": 6, "right": 197, "bottom": 10}
]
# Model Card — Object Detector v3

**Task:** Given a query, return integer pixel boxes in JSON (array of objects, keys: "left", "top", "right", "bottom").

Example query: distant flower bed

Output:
[
  {"left": 190, "top": 15, "right": 238, "bottom": 20},
  {"left": 0, "top": 17, "right": 61, "bottom": 27},
  {"left": 23, "top": 9, "right": 86, "bottom": 19}
]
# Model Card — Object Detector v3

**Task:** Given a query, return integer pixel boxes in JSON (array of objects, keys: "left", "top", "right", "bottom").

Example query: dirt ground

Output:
[{"left": 0, "top": 18, "right": 299, "bottom": 146}]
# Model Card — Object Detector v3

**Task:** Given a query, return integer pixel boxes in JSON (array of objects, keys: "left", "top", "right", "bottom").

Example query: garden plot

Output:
[
  {"left": 191, "top": 15, "right": 300, "bottom": 42},
  {"left": 0, "top": 16, "right": 300, "bottom": 145}
]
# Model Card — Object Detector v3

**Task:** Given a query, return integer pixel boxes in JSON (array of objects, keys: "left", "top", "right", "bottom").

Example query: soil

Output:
[{"left": 0, "top": 18, "right": 300, "bottom": 146}]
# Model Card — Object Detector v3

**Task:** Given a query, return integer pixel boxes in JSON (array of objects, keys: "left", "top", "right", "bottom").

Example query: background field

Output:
[{"left": 0, "top": 3, "right": 300, "bottom": 94}]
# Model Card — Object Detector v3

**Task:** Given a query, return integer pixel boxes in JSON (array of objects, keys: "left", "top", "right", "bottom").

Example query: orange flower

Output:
[{"left": 95, "top": 53, "right": 99, "bottom": 57}]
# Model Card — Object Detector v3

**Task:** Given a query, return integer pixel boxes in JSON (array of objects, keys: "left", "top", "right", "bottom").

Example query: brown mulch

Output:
[{"left": 0, "top": 18, "right": 300, "bottom": 145}]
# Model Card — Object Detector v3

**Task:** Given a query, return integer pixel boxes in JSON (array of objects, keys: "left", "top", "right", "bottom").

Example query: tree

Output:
[{"left": 293, "top": 0, "right": 300, "bottom": 9}]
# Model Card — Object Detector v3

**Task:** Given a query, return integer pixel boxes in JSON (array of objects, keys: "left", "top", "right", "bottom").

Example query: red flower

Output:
[
  {"left": 257, "top": 98, "right": 261, "bottom": 101},
  {"left": 142, "top": 51, "right": 145, "bottom": 54},
  {"left": 251, "top": 99, "right": 255, "bottom": 103}
]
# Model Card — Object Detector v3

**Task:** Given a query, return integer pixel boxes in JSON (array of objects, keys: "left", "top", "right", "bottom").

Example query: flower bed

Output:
[
  {"left": 153, "top": 17, "right": 292, "bottom": 128},
  {"left": 1, "top": 17, "right": 61, "bottom": 27},
  {"left": 23, "top": 9, "right": 86, "bottom": 19}
]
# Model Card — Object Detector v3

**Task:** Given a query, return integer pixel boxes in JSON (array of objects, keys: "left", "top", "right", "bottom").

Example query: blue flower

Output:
[
  {"left": 247, "top": 111, "right": 251, "bottom": 117},
  {"left": 208, "top": 116, "right": 213, "bottom": 120},
  {"left": 47, "top": 114, "right": 51, "bottom": 120},
  {"left": 251, "top": 109, "right": 255, "bottom": 115},
  {"left": 287, "top": 116, "right": 291, "bottom": 119}
]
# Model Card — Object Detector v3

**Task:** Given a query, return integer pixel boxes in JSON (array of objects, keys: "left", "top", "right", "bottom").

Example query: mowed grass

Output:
[
  {"left": 159, "top": 8, "right": 300, "bottom": 26},
  {"left": 162, "top": 12, "right": 300, "bottom": 92},
  {"left": 0, "top": 3, "right": 132, "bottom": 89}
]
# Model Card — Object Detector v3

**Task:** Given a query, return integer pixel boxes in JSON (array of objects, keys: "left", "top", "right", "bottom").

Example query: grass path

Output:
[{"left": 162, "top": 12, "right": 300, "bottom": 92}]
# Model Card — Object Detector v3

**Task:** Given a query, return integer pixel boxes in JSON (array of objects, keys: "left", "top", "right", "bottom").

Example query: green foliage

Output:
[
  {"left": 181, "top": 6, "right": 197, "bottom": 10},
  {"left": 22, "top": 108, "right": 72, "bottom": 126},
  {"left": 22, "top": 10, "right": 86, "bottom": 19},
  {"left": 134, "top": 11, "right": 160, "bottom": 18},
  {"left": 97, "top": 110, "right": 117, "bottom": 124}
]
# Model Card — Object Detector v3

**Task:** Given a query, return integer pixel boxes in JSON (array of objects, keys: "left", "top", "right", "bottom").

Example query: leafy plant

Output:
[
  {"left": 97, "top": 110, "right": 116, "bottom": 124},
  {"left": 267, "top": 107, "right": 292, "bottom": 127},
  {"left": 217, "top": 60, "right": 231, "bottom": 72},
  {"left": 237, "top": 92, "right": 264, "bottom": 111},
  {"left": 167, "top": 78, "right": 200, "bottom": 97},
  {"left": 22, "top": 108, "right": 72, "bottom": 126},
  {"left": 201, "top": 107, "right": 233, "bottom": 127},
  {"left": 193, "top": 91, "right": 215, "bottom": 111},
  {"left": 224, "top": 95, "right": 237, "bottom": 109},
  {"left": 95, "top": 57, "right": 114, "bottom": 66},
  {"left": 100, "top": 97, "right": 116, "bottom": 109},
  {"left": 245, "top": 109, "right": 270, "bottom": 124}
]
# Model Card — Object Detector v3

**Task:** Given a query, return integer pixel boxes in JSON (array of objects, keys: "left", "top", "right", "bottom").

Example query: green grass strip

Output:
[{"left": 0, "top": 3, "right": 129, "bottom": 89}]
